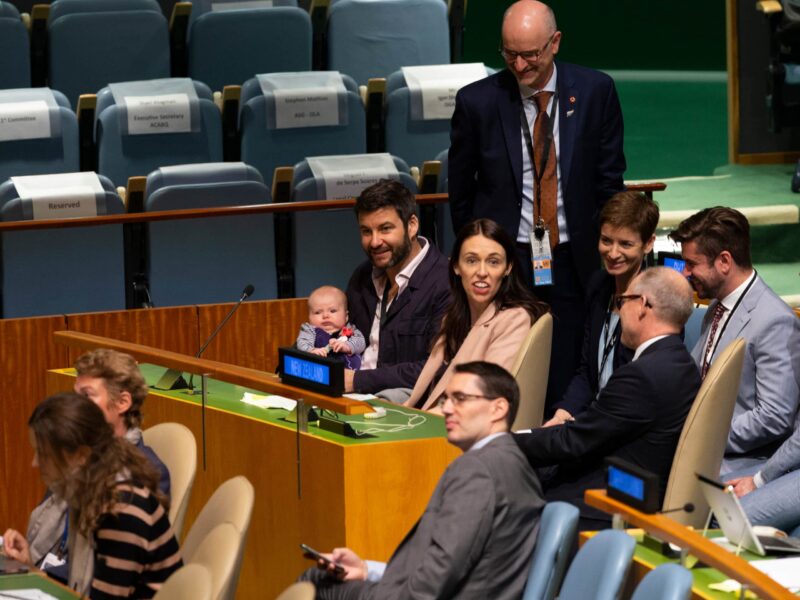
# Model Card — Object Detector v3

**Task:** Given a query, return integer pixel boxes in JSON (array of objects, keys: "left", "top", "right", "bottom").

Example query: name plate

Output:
[
  {"left": 212, "top": 0, "right": 272, "bottom": 9},
  {"left": 126, "top": 93, "right": 192, "bottom": 134},
  {"left": 402, "top": 63, "right": 487, "bottom": 120},
  {"left": 11, "top": 172, "right": 103, "bottom": 220},
  {"left": 0, "top": 100, "right": 52, "bottom": 142},
  {"left": 258, "top": 72, "right": 347, "bottom": 129},
  {"left": 307, "top": 153, "right": 399, "bottom": 200}
]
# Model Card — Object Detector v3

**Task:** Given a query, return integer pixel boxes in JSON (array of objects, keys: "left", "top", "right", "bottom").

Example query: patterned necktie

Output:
[
  {"left": 701, "top": 302, "right": 727, "bottom": 379},
  {"left": 533, "top": 91, "right": 558, "bottom": 247}
]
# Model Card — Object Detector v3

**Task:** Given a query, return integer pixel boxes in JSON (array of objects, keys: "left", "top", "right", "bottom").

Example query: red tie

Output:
[
  {"left": 533, "top": 91, "right": 558, "bottom": 248},
  {"left": 701, "top": 302, "right": 727, "bottom": 379}
]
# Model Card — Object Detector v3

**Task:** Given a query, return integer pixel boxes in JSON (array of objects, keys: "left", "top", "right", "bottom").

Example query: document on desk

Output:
[
  {"left": 0, "top": 590, "right": 60, "bottom": 599},
  {"left": 751, "top": 556, "right": 800, "bottom": 591},
  {"left": 240, "top": 392, "right": 296, "bottom": 411}
]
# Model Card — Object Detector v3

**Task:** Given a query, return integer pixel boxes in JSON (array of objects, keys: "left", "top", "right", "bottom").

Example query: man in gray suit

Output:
[
  {"left": 670, "top": 207, "right": 800, "bottom": 476},
  {"left": 301, "top": 361, "right": 545, "bottom": 600}
]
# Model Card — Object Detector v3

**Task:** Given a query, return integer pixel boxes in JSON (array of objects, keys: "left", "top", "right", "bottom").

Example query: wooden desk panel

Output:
[{"left": 46, "top": 370, "right": 460, "bottom": 599}]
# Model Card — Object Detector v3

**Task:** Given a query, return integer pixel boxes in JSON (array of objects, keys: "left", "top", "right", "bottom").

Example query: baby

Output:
[{"left": 296, "top": 285, "right": 366, "bottom": 370}]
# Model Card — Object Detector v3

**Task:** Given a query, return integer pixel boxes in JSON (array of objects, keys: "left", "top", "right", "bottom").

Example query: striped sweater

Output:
[{"left": 90, "top": 483, "right": 182, "bottom": 599}]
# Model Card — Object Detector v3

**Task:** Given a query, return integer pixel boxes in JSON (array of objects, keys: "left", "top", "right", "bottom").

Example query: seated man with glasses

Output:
[
  {"left": 300, "top": 361, "right": 545, "bottom": 599},
  {"left": 515, "top": 267, "right": 701, "bottom": 532},
  {"left": 448, "top": 0, "right": 627, "bottom": 418}
]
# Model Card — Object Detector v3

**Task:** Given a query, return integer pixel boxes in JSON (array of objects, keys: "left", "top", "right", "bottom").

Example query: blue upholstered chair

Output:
[
  {"left": 0, "top": 2, "right": 30, "bottom": 89},
  {"left": 326, "top": 0, "right": 450, "bottom": 85},
  {"left": 522, "top": 502, "right": 579, "bottom": 600},
  {"left": 143, "top": 162, "right": 277, "bottom": 307},
  {"left": 631, "top": 563, "right": 692, "bottom": 600},
  {"left": 0, "top": 89, "right": 79, "bottom": 183},
  {"left": 683, "top": 304, "right": 708, "bottom": 351},
  {"left": 289, "top": 155, "right": 416, "bottom": 296},
  {"left": 188, "top": 6, "right": 311, "bottom": 92},
  {"left": 0, "top": 173, "right": 125, "bottom": 317},
  {"left": 557, "top": 529, "right": 635, "bottom": 600},
  {"left": 48, "top": 0, "right": 170, "bottom": 107},
  {"left": 96, "top": 96, "right": 222, "bottom": 187}
]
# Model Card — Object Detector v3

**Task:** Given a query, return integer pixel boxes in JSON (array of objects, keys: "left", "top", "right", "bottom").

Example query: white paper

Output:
[
  {"left": 11, "top": 172, "right": 103, "bottom": 220},
  {"left": 343, "top": 393, "right": 377, "bottom": 401},
  {"left": 402, "top": 63, "right": 487, "bottom": 120},
  {"left": 751, "top": 556, "right": 800, "bottom": 591},
  {"left": 0, "top": 589, "right": 60, "bottom": 600},
  {"left": 125, "top": 94, "right": 192, "bottom": 135},
  {"left": 273, "top": 88, "right": 340, "bottom": 129},
  {"left": 0, "top": 100, "right": 51, "bottom": 142},
  {"left": 307, "top": 153, "right": 399, "bottom": 200},
  {"left": 241, "top": 392, "right": 297, "bottom": 411},
  {"left": 212, "top": 0, "right": 272, "bottom": 9}
]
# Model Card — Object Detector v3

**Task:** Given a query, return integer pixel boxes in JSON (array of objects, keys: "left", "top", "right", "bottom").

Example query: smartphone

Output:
[{"left": 300, "top": 543, "right": 345, "bottom": 576}]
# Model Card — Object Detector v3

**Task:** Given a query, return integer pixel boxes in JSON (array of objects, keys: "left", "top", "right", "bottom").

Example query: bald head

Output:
[
  {"left": 630, "top": 267, "right": 694, "bottom": 329},
  {"left": 501, "top": 1, "right": 561, "bottom": 89}
]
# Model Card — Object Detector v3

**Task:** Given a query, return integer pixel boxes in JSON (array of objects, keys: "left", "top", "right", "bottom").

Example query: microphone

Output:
[
  {"left": 195, "top": 283, "right": 255, "bottom": 359},
  {"left": 660, "top": 503, "right": 694, "bottom": 515}
]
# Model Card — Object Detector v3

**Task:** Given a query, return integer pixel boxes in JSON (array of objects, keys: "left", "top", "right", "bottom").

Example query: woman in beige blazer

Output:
[{"left": 405, "top": 219, "right": 548, "bottom": 411}]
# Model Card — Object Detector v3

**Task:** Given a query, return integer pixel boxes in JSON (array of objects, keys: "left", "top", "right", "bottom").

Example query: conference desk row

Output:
[{"left": 44, "top": 332, "right": 461, "bottom": 600}]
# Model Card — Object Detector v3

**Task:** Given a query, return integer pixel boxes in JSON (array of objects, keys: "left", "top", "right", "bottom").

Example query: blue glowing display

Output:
[
  {"left": 284, "top": 355, "right": 330, "bottom": 385},
  {"left": 663, "top": 256, "right": 686, "bottom": 274},
  {"left": 608, "top": 466, "right": 645, "bottom": 501}
]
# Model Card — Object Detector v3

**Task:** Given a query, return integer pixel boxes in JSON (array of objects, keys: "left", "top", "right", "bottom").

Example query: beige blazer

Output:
[{"left": 406, "top": 304, "right": 533, "bottom": 411}]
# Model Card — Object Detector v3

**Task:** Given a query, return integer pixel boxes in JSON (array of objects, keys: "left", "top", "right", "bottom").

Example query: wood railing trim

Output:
[
  {"left": 53, "top": 331, "right": 371, "bottom": 415},
  {"left": 585, "top": 489, "right": 795, "bottom": 600}
]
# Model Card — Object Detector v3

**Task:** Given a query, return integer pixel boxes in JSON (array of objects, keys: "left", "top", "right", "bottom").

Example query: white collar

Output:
[
  {"left": 632, "top": 334, "right": 670, "bottom": 361},
  {"left": 719, "top": 270, "right": 756, "bottom": 311},
  {"left": 371, "top": 236, "right": 430, "bottom": 287},
  {"left": 468, "top": 431, "right": 507, "bottom": 452}
]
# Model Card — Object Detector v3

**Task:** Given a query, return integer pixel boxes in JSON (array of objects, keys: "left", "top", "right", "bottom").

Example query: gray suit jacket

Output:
[
  {"left": 321, "top": 434, "right": 544, "bottom": 600},
  {"left": 692, "top": 276, "right": 800, "bottom": 459}
]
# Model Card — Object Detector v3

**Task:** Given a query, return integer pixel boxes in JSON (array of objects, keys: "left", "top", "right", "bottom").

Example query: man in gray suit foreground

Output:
[
  {"left": 301, "top": 361, "right": 545, "bottom": 599},
  {"left": 670, "top": 207, "right": 800, "bottom": 481}
]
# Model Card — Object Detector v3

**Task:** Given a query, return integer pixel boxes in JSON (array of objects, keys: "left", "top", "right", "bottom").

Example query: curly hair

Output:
[
  {"left": 75, "top": 349, "right": 148, "bottom": 429},
  {"left": 29, "top": 393, "right": 166, "bottom": 538}
]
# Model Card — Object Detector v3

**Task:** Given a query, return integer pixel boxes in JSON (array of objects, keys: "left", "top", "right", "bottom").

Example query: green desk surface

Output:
[
  {"left": 631, "top": 530, "right": 787, "bottom": 599},
  {"left": 0, "top": 573, "right": 78, "bottom": 599},
  {"left": 56, "top": 365, "right": 448, "bottom": 447}
]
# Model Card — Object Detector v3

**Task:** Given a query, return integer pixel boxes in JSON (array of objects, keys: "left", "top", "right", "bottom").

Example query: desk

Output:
[
  {"left": 46, "top": 364, "right": 461, "bottom": 599},
  {"left": 0, "top": 573, "right": 79, "bottom": 599}
]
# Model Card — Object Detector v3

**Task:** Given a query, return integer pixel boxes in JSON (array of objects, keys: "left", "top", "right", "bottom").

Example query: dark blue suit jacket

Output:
[
  {"left": 448, "top": 63, "right": 626, "bottom": 287},
  {"left": 346, "top": 242, "right": 450, "bottom": 393},
  {"left": 515, "top": 335, "right": 700, "bottom": 520}
]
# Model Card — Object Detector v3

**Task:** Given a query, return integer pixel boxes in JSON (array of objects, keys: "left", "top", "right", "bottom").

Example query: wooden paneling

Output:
[
  {"left": 198, "top": 298, "right": 307, "bottom": 370},
  {"left": 0, "top": 315, "right": 68, "bottom": 527},
  {"left": 65, "top": 306, "right": 199, "bottom": 364}
]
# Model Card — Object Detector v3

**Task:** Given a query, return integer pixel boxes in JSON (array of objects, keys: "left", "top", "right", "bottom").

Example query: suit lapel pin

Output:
[{"left": 566, "top": 96, "right": 576, "bottom": 117}]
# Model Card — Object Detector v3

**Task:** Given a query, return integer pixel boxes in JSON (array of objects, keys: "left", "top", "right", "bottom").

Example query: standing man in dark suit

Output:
[
  {"left": 345, "top": 179, "right": 451, "bottom": 395},
  {"left": 301, "top": 361, "right": 545, "bottom": 599},
  {"left": 448, "top": 0, "right": 626, "bottom": 412},
  {"left": 515, "top": 267, "right": 700, "bottom": 531}
]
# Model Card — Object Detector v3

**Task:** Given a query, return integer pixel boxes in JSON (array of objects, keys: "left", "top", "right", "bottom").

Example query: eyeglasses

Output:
[
  {"left": 499, "top": 33, "right": 555, "bottom": 63},
  {"left": 614, "top": 294, "right": 653, "bottom": 310},
  {"left": 436, "top": 391, "right": 498, "bottom": 408}
]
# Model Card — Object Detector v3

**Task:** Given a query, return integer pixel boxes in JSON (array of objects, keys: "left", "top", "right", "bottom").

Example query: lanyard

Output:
[
  {"left": 519, "top": 93, "right": 559, "bottom": 234},
  {"left": 703, "top": 272, "right": 757, "bottom": 366},
  {"left": 598, "top": 301, "right": 620, "bottom": 389}
]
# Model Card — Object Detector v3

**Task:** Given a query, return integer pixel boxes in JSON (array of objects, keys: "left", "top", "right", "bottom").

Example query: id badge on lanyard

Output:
[{"left": 530, "top": 220, "right": 553, "bottom": 287}]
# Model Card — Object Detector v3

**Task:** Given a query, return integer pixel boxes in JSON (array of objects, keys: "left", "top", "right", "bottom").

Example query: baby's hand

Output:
[
  {"left": 330, "top": 339, "right": 353, "bottom": 354},
  {"left": 310, "top": 347, "right": 329, "bottom": 357}
]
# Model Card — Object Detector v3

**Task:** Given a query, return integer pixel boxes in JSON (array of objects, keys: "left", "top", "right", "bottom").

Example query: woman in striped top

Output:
[{"left": 3, "top": 392, "right": 182, "bottom": 599}]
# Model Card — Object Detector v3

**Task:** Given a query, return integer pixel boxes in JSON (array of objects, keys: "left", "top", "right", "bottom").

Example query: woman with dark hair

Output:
[
  {"left": 3, "top": 393, "right": 181, "bottom": 599},
  {"left": 404, "top": 218, "right": 548, "bottom": 411},
  {"left": 544, "top": 190, "right": 659, "bottom": 426}
]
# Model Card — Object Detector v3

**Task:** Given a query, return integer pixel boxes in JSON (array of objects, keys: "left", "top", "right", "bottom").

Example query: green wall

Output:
[{"left": 464, "top": 1, "right": 726, "bottom": 72}]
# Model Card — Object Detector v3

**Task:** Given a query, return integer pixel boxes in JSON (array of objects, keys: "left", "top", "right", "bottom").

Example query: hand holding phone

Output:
[{"left": 300, "top": 544, "right": 345, "bottom": 577}]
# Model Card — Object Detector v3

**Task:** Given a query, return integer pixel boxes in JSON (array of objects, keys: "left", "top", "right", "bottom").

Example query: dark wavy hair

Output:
[
  {"left": 439, "top": 219, "right": 548, "bottom": 362},
  {"left": 29, "top": 392, "right": 166, "bottom": 537}
]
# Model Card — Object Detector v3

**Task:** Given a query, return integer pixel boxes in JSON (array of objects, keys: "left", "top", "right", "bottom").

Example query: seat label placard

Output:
[
  {"left": 307, "top": 153, "right": 399, "bottom": 200},
  {"left": 11, "top": 172, "right": 103, "bottom": 220},
  {"left": 402, "top": 63, "right": 487, "bottom": 120},
  {"left": 0, "top": 100, "right": 52, "bottom": 142},
  {"left": 125, "top": 94, "right": 193, "bottom": 135},
  {"left": 258, "top": 71, "right": 348, "bottom": 129}
]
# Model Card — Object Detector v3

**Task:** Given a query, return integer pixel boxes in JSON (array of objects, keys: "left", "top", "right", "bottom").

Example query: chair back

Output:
[
  {"left": 522, "top": 501, "right": 579, "bottom": 600},
  {"left": 683, "top": 305, "right": 708, "bottom": 351},
  {"left": 275, "top": 582, "right": 315, "bottom": 600},
  {"left": 557, "top": 529, "right": 635, "bottom": 600},
  {"left": 631, "top": 563, "right": 692, "bottom": 600},
  {"left": 0, "top": 2, "right": 30, "bottom": 89},
  {"left": 662, "top": 338, "right": 745, "bottom": 527},
  {"left": 510, "top": 313, "right": 553, "bottom": 430},
  {"left": 327, "top": 0, "right": 449, "bottom": 84},
  {"left": 188, "top": 7, "right": 311, "bottom": 91},
  {"left": 143, "top": 162, "right": 276, "bottom": 306},
  {"left": 385, "top": 87, "right": 451, "bottom": 170},
  {"left": 153, "top": 563, "right": 212, "bottom": 600},
  {"left": 97, "top": 98, "right": 222, "bottom": 187},
  {"left": 182, "top": 476, "right": 255, "bottom": 600},
  {"left": 142, "top": 422, "right": 197, "bottom": 539},
  {"left": 49, "top": 9, "right": 169, "bottom": 108},
  {"left": 184, "top": 522, "right": 240, "bottom": 600}
]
